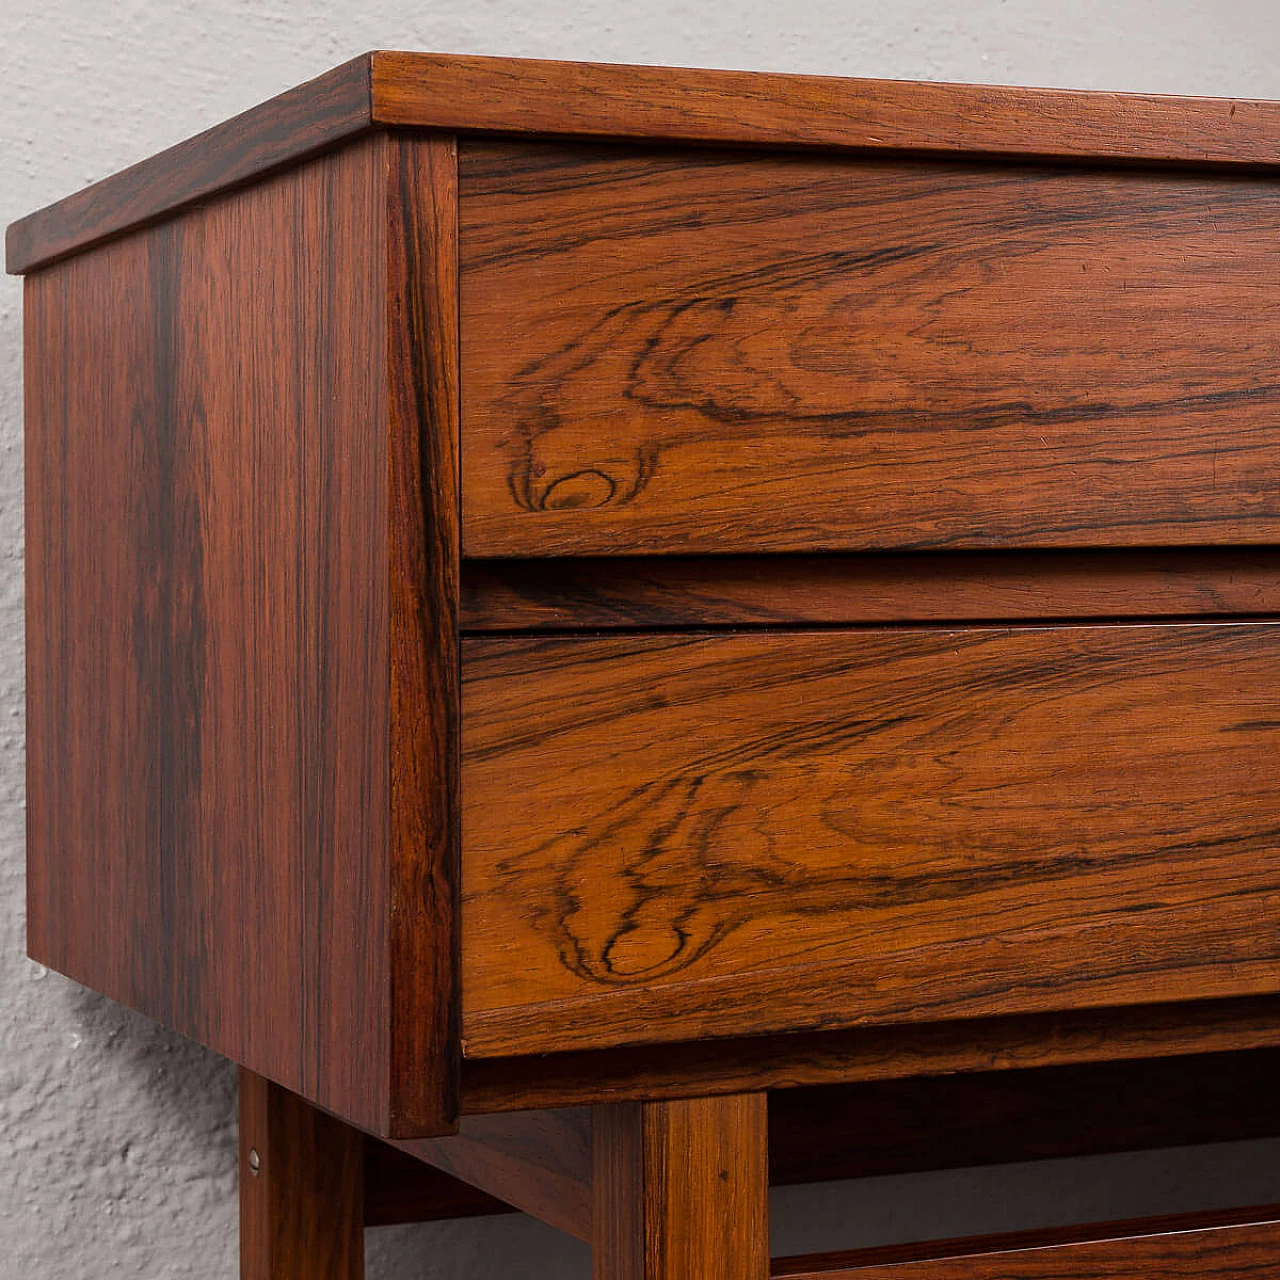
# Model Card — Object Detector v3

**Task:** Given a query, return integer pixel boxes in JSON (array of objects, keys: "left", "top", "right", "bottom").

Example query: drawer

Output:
[
  {"left": 461, "top": 623, "right": 1280, "bottom": 1057},
  {"left": 460, "top": 143, "right": 1280, "bottom": 557}
]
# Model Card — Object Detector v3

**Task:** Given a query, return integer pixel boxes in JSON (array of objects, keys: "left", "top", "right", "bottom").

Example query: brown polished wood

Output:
[
  {"left": 363, "top": 1140, "right": 514, "bottom": 1227},
  {"left": 372, "top": 1049, "right": 1280, "bottom": 1230},
  {"left": 461, "top": 996, "right": 1280, "bottom": 1113},
  {"left": 462, "top": 996, "right": 1280, "bottom": 1113},
  {"left": 462, "top": 623, "right": 1280, "bottom": 1056},
  {"left": 5, "top": 56, "right": 373, "bottom": 274},
  {"left": 385, "top": 131, "right": 462, "bottom": 1136},
  {"left": 594, "top": 1093, "right": 769, "bottom": 1280},
  {"left": 24, "top": 133, "right": 460, "bottom": 1140},
  {"left": 393, "top": 1108, "right": 592, "bottom": 1241},
  {"left": 372, "top": 53, "right": 1280, "bottom": 168},
  {"left": 461, "top": 550, "right": 1280, "bottom": 631},
  {"left": 17, "top": 52, "right": 1280, "bottom": 1280},
  {"left": 767, "top": 1048, "right": 1280, "bottom": 1186},
  {"left": 240, "top": 1069, "right": 365, "bottom": 1280},
  {"left": 13, "top": 53, "right": 1280, "bottom": 274},
  {"left": 771, "top": 1205, "right": 1280, "bottom": 1278},
  {"left": 460, "top": 142, "right": 1280, "bottom": 556}
]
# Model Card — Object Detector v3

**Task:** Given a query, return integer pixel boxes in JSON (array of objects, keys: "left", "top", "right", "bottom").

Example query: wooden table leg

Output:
[
  {"left": 593, "top": 1092, "right": 769, "bottom": 1280},
  {"left": 239, "top": 1068, "right": 365, "bottom": 1279}
]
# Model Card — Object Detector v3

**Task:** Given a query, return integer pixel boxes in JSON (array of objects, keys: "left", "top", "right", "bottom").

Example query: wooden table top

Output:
[{"left": 9, "top": 50, "right": 1280, "bottom": 274}]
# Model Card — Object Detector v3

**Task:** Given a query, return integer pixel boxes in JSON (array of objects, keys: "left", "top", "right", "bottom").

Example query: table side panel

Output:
[
  {"left": 459, "top": 143, "right": 1280, "bottom": 556},
  {"left": 461, "top": 623, "right": 1280, "bottom": 1056},
  {"left": 25, "top": 138, "right": 397, "bottom": 1131}
]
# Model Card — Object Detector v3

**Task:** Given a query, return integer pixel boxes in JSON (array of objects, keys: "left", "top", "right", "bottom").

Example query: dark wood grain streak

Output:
[
  {"left": 771, "top": 1204, "right": 1280, "bottom": 1278},
  {"left": 385, "top": 132, "right": 462, "bottom": 1136},
  {"left": 25, "top": 134, "right": 460, "bottom": 1138},
  {"left": 460, "top": 143, "right": 1280, "bottom": 556},
  {"left": 15, "top": 54, "right": 1280, "bottom": 275},
  {"left": 392, "top": 1108, "right": 592, "bottom": 1240},
  {"left": 462, "top": 624, "right": 1280, "bottom": 1057},
  {"left": 26, "top": 139, "right": 389, "bottom": 1128},
  {"left": 461, "top": 550, "right": 1280, "bottom": 631},
  {"left": 593, "top": 1094, "right": 769, "bottom": 1280},
  {"left": 6, "top": 56, "right": 372, "bottom": 274},
  {"left": 240, "top": 1069, "right": 365, "bottom": 1280},
  {"left": 462, "top": 996, "right": 1280, "bottom": 1113}
]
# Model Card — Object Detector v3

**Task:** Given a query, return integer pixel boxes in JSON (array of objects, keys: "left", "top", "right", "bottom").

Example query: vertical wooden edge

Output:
[
  {"left": 385, "top": 128, "right": 461, "bottom": 1138},
  {"left": 23, "top": 275, "right": 48, "bottom": 970},
  {"left": 239, "top": 1069, "right": 269, "bottom": 1278},
  {"left": 240, "top": 1066, "right": 366, "bottom": 1279},
  {"left": 593, "top": 1102, "right": 646, "bottom": 1280},
  {"left": 594, "top": 1094, "right": 769, "bottom": 1279}
]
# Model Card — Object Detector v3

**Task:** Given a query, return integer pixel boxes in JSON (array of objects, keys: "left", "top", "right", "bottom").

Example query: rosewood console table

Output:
[{"left": 12, "top": 52, "right": 1280, "bottom": 1279}]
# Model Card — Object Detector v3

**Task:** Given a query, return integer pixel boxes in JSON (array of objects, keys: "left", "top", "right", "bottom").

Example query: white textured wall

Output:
[{"left": 3, "top": 3, "right": 1280, "bottom": 1276}]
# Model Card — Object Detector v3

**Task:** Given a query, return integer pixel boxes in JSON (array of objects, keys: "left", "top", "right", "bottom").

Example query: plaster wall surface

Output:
[{"left": 2, "top": 2, "right": 1280, "bottom": 1275}]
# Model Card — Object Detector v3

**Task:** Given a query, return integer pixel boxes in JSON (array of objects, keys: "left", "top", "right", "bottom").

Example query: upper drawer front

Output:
[
  {"left": 459, "top": 143, "right": 1280, "bottom": 557},
  {"left": 461, "top": 623, "right": 1280, "bottom": 1057}
]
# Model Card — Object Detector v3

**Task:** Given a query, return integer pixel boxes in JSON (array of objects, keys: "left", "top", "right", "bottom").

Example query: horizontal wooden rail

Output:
[
  {"left": 461, "top": 549, "right": 1280, "bottom": 633},
  {"left": 772, "top": 1203, "right": 1280, "bottom": 1277}
]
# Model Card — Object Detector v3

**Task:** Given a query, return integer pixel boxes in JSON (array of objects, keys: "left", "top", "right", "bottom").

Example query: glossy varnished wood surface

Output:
[
  {"left": 240, "top": 1069, "right": 365, "bottom": 1280},
  {"left": 371, "top": 1049, "right": 1280, "bottom": 1227},
  {"left": 372, "top": 53, "right": 1280, "bottom": 168},
  {"left": 6, "top": 56, "right": 372, "bottom": 274},
  {"left": 25, "top": 134, "right": 460, "bottom": 1138},
  {"left": 771, "top": 1205, "right": 1280, "bottom": 1278},
  {"left": 461, "top": 550, "right": 1280, "bottom": 631},
  {"left": 461, "top": 624, "right": 1280, "bottom": 1056},
  {"left": 594, "top": 1093, "right": 768, "bottom": 1280},
  {"left": 460, "top": 996, "right": 1280, "bottom": 1112},
  {"left": 385, "top": 132, "right": 462, "bottom": 1135},
  {"left": 13, "top": 52, "right": 1280, "bottom": 273},
  {"left": 460, "top": 143, "right": 1280, "bottom": 556},
  {"left": 361, "top": 1048, "right": 1280, "bottom": 1234}
]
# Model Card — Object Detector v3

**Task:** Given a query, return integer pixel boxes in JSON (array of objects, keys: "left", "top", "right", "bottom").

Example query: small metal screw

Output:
[{"left": 248, "top": 1148, "right": 261, "bottom": 1177}]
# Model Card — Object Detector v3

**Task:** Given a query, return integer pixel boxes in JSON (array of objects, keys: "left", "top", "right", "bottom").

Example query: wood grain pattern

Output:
[
  {"left": 373, "top": 53, "right": 1280, "bottom": 169},
  {"left": 461, "top": 996, "right": 1280, "bottom": 1113},
  {"left": 593, "top": 1094, "right": 768, "bottom": 1280},
  {"left": 461, "top": 624, "right": 1280, "bottom": 1056},
  {"left": 5, "top": 56, "right": 372, "bottom": 274},
  {"left": 461, "top": 550, "right": 1280, "bottom": 631},
  {"left": 375, "top": 1050, "right": 1280, "bottom": 1225},
  {"left": 393, "top": 1108, "right": 592, "bottom": 1241},
  {"left": 240, "top": 1068, "right": 365, "bottom": 1280},
  {"left": 15, "top": 53, "right": 1280, "bottom": 275},
  {"left": 25, "top": 134, "right": 460, "bottom": 1138},
  {"left": 460, "top": 143, "right": 1280, "bottom": 556},
  {"left": 771, "top": 1205, "right": 1280, "bottom": 1278},
  {"left": 385, "top": 132, "right": 462, "bottom": 1135}
]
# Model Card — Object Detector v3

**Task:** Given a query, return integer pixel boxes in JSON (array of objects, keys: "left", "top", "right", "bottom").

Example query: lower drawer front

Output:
[{"left": 460, "top": 623, "right": 1280, "bottom": 1058}]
